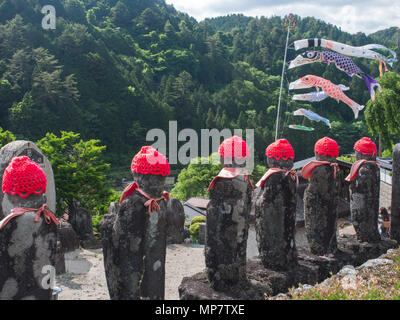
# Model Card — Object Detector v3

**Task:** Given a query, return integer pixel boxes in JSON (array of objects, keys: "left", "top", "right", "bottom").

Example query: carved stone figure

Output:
[
  {"left": 0, "top": 156, "right": 58, "bottom": 300},
  {"left": 346, "top": 137, "right": 380, "bottom": 243},
  {"left": 100, "top": 146, "right": 170, "bottom": 300},
  {"left": 255, "top": 139, "right": 298, "bottom": 270},
  {"left": 205, "top": 136, "right": 253, "bottom": 291},
  {"left": 302, "top": 137, "right": 340, "bottom": 256}
]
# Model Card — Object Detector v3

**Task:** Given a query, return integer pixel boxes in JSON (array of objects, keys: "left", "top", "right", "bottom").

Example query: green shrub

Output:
[
  {"left": 337, "top": 155, "right": 356, "bottom": 163},
  {"left": 190, "top": 215, "right": 206, "bottom": 226},
  {"left": 189, "top": 222, "right": 200, "bottom": 242}
]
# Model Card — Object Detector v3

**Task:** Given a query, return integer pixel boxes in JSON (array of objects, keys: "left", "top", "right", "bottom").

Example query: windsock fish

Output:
[
  {"left": 288, "top": 124, "right": 314, "bottom": 131},
  {"left": 293, "top": 38, "right": 397, "bottom": 76},
  {"left": 289, "top": 51, "right": 382, "bottom": 101},
  {"left": 293, "top": 108, "right": 331, "bottom": 128},
  {"left": 289, "top": 75, "right": 365, "bottom": 119},
  {"left": 293, "top": 84, "right": 349, "bottom": 103}
]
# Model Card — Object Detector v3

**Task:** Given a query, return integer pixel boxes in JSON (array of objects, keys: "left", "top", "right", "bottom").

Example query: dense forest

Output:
[{"left": 0, "top": 0, "right": 399, "bottom": 181}]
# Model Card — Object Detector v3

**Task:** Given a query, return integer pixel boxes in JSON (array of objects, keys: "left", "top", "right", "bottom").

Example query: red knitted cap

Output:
[
  {"left": 354, "top": 137, "right": 377, "bottom": 156},
  {"left": 131, "top": 146, "right": 170, "bottom": 176},
  {"left": 2, "top": 156, "right": 47, "bottom": 198},
  {"left": 266, "top": 139, "right": 295, "bottom": 160},
  {"left": 314, "top": 137, "right": 339, "bottom": 158},
  {"left": 218, "top": 136, "right": 249, "bottom": 159}
]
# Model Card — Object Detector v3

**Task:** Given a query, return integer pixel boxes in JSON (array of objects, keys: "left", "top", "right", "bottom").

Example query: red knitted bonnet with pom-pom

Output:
[
  {"left": 218, "top": 136, "right": 249, "bottom": 159},
  {"left": 131, "top": 146, "right": 170, "bottom": 176},
  {"left": 314, "top": 137, "right": 339, "bottom": 158},
  {"left": 354, "top": 137, "right": 377, "bottom": 156},
  {"left": 2, "top": 156, "right": 47, "bottom": 198},
  {"left": 266, "top": 139, "right": 295, "bottom": 160}
]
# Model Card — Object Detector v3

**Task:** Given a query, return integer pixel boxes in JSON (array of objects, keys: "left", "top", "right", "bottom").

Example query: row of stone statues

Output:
[{"left": 0, "top": 135, "right": 395, "bottom": 299}]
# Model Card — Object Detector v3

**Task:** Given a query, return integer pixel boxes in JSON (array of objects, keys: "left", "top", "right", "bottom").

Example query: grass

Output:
[{"left": 283, "top": 248, "right": 400, "bottom": 300}]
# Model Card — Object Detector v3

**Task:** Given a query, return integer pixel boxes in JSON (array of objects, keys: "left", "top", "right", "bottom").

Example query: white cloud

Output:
[{"left": 165, "top": 0, "right": 400, "bottom": 34}]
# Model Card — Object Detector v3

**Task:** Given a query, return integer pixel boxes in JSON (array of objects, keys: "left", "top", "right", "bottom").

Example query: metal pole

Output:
[{"left": 275, "top": 24, "right": 291, "bottom": 141}]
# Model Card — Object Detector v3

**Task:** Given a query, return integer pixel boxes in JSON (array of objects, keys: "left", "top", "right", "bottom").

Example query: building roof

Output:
[
  {"left": 183, "top": 203, "right": 206, "bottom": 223},
  {"left": 293, "top": 156, "right": 393, "bottom": 171},
  {"left": 185, "top": 197, "right": 210, "bottom": 209}
]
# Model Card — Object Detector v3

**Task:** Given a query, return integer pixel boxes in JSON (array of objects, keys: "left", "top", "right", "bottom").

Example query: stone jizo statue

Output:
[
  {"left": 302, "top": 137, "right": 340, "bottom": 256},
  {"left": 205, "top": 136, "right": 253, "bottom": 291},
  {"left": 255, "top": 139, "right": 298, "bottom": 270},
  {"left": 345, "top": 137, "right": 381, "bottom": 243},
  {"left": 100, "top": 146, "right": 170, "bottom": 300},
  {"left": 0, "top": 156, "right": 58, "bottom": 300}
]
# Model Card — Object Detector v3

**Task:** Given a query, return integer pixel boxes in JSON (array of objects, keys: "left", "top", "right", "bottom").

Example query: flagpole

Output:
[{"left": 275, "top": 14, "right": 294, "bottom": 141}]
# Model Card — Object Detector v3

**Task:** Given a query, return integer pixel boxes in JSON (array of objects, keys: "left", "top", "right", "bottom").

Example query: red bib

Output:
[
  {"left": 345, "top": 160, "right": 380, "bottom": 182},
  {"left": 0, "top": 204, "right": 58, "bottom": 230},
  {"left": 119, "top": 182, "right": 170, "bottom": 215},
  {"left": 256, "top": 168, "right": 299, "bottom": 188},
  {"left": 301, "top": 161, "right": 340, "bottom": 179},
  {"left": 208, "top": 167, "right": 254, "bottom": 191}
]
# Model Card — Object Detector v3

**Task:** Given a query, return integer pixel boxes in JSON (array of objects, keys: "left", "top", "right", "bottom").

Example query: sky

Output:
[{"left": 165, "top": 0, "right": 400, "bottom": 35}]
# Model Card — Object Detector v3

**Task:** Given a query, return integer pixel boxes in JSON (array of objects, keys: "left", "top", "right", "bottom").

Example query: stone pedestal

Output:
[
  {"left": 349, "top": 152, "right": 381, "bottom": 243},
  {"left": 206, "top": 174, "right": 252, "bottom": 292},
  {"left": 0, "top": 194, "right": 57, "bottom": 300},
  {"left": 0, "top": 141, "right": 56, "bottom": 220}
]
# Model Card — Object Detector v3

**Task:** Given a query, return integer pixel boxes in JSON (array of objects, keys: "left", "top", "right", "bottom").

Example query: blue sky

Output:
[{"left": 165, "top": 0, "right": 400, "bottom": 34}]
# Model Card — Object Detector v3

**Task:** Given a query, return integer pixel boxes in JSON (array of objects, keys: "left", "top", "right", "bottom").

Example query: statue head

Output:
[
  {"left": 354, "top": 137, "right": 377, "bottom": 161},
  {"left": 265, "top": 138, "right": 295, "bottom": 170},
  {"left": 131, "top": 146, "right": 170, "bottom": 197},
  {"left": 2, "top": 156, "right": 47, "bottom": 209},
  {"left": 218, "top": 136, "right": 249, "bottom": 168},
  {"left": 314, "top": 137, "right": 339, "bottom": 162}
]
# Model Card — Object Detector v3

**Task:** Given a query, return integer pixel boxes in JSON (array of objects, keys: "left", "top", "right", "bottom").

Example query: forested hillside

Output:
[{"left": 0, "top": 0, "right": 398, "bottom": 173}]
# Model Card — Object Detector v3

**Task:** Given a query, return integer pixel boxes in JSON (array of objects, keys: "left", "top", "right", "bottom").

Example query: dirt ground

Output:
[
  {"left": 56, "top": 243, "right": 206, "bottom": 300},
  {"left": 56, "top": 223, "right": 355, "bottom": 300}
]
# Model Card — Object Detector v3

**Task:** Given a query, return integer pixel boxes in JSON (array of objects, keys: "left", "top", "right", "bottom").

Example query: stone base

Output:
[
  {"left": 80, "top": 236, "right": 102, "bottom": 250},
  {"left": 179, "top": 271, "right": 272, "bottom": 300},
  {"left": 58, "top": 224, "right": 80, "bottom": 253},
  {"left": 179, "top": 235, "right": 398, "bottom": 300},
  {"left": 339, "top": 235, "right": 398, "bottom": 266},
  {"left": 178, "top": 259, "right": 320, "bottom": 300}
]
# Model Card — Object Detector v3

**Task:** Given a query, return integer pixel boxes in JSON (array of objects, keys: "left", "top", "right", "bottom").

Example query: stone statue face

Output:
[
  {"left": 4, "top": 193, "right": 45, "bottom": 211},
  {"left": 315, "top": 153, "right": 337, "bottom": 162},
  {"left": 220, "top": 156, "right": 246, "bottom": 168},
  {"left": 355, "top": 150, "right": 376, "bottom": 161},
  {"left": 133, "top": 173, "right": 166, "bottom": 198},
  {"left": 267, "top": 157, "right": 294, "bottom": 170}
]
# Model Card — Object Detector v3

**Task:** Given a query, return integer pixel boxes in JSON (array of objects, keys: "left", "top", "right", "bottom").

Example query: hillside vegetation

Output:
[{"left": 0, "top": 0, "right": 399, "bottom": 171}]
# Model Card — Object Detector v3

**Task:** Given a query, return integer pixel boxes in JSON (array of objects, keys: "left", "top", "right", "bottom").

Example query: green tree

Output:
[
  {"left": 0, "top": 127, "right": 15, "bottom": 149},
  {"left": 37, "top": 131, "right": 114, "bottom": 218},
  {"left": 171, "top": 154, "right": 222, "bottom": 202},
  {"left": 365, "top": 72, "right": 400, "bottom": 149}
]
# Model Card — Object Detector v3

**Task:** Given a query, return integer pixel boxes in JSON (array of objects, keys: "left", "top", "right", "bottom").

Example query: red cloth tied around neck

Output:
[
  {"left": 345, "top": 160, "right": 380, "bottom": 182},
  {"left": 301, "top": 161, "right": 340, "bottom": 179},
  {"left": 0, "top": 204, "right": 59, "bottom": 230},
  {"left": 119, "top": 182, "right": 170, "bottom": 215},
  {"left": 256, "top": 168, "right": 299, "bottom": 188},
  {"left": 208, "top": 167, "right": 254, "bottom": 191}
]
